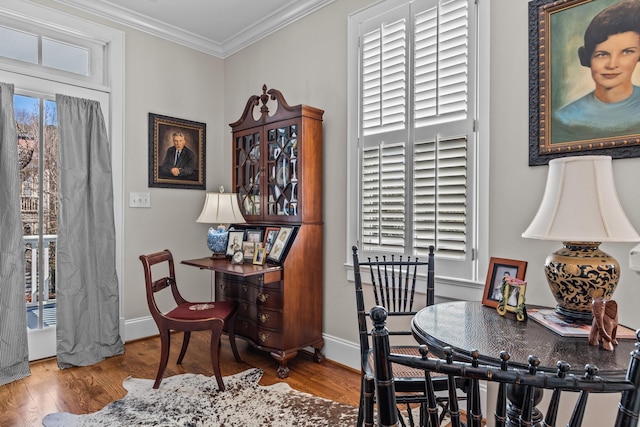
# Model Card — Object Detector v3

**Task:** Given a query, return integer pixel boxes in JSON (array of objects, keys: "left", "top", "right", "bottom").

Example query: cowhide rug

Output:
[{"left": 42, "top": 368, "right": 359, "bottom": 426}]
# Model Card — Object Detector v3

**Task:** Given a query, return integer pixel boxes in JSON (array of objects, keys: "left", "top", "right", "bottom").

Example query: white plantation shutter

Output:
[
  {"left": 413, "top": 136, "right": 467, "bottom": 258},
  {"left": 414, "top": 0, "right": 468, "bottom": 126},
  {"left": 361, "top": 143, "right": 406, "bottom": 252},
  {"left": 362, "top": 18, "right": 406, "bottom": 135},
  {"left": 356, "top": 0, "right": 475, "bottom": 278}
]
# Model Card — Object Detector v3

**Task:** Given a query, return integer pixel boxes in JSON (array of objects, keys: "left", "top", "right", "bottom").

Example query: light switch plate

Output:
[
  {"left": 630, "top": 243, "right": 640, "bottom": 273},
  {"left": 129, "top": 192, "right": 150, "bottom": 208}
]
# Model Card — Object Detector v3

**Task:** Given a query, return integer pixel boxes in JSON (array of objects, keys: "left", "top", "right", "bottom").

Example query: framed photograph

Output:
[
  {"left": 148, "top": 113, "right": 206, "bottom": 189},
  {"left": 482, "top": 258, "right": 528, "bottom": 309},
  {"left": 497, "top": 278, "right": 528, "bottom": 322},
  {"left": 263, "top": 227, "right": 280, "bottom": 254},
  {"left": 242, "top": 241, "right": 256, "bottom": 260},
  {"left": 529, "top": 0, "right": 640, "bottom": 165},
  {"left": 253, "top": 247, "right": 267, "bottom": 265},
  {"left": 267, "top": 226, "right": 294, "bottom": 263},
  {"left": 245, "top": 229, "right": 263, "bottom": 244},
  {"left": 226, "top": 231, "right": 245, "bottom": 256}
]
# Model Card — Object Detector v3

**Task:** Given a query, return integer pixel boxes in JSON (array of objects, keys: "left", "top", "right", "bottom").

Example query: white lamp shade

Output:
[
  {"left": 522, "top": 156, "right": 640, "bottom": 242},
  {"left": 196, "top": 192, "right": 245, "bottom": 226}
]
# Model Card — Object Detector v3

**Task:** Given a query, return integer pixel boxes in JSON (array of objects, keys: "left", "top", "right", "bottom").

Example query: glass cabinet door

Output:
[
  {"left": 266, "top": 120, "right": 299, "bottom": 219},
  {"left": 234, "top": 129, "right": 261, "bottom": 218}
]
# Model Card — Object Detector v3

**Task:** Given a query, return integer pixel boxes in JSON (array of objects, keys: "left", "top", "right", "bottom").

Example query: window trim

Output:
[{"left": 346, "top": 0, "right": 489, "bottom": 290}]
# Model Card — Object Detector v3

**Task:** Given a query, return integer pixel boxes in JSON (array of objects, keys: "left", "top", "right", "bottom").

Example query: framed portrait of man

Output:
[
  {"left": 148, "top": 113, "right": 206, "bottom": 189},
  {"left": 529, "top": 0, "right": 640, "bottom": 165}
]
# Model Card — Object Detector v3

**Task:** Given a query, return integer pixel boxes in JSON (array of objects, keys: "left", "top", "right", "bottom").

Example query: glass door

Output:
[
  {"left": 265, "top": 120, "right": 299, "bottom": 221},
  {"left": 15, "top": 93, "right": 59, "bottom": 359}
]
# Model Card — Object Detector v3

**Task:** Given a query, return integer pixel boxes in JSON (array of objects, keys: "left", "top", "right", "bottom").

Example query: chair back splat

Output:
[
  {"left": 352, "top": 245, "right": 466, "bottom": 427},
  {"left": 139, "top": 249, "right": 241, "bottom": 390},
  {"left": 370, "top": 305, "right": 640, "bottom": 427}
]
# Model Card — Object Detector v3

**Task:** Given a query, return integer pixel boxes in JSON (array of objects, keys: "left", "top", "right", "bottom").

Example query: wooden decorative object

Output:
[{"left": 589, "top": 298, "right": 619, "bottom": 351}]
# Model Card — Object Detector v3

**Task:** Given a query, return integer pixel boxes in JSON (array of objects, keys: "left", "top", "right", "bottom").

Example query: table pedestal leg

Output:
[{"left": 506, "top": 384, "right": 543, "bottom": 427}]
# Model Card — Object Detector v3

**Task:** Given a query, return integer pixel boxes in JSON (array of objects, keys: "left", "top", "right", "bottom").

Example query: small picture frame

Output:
[
  {"left": 496, "top": 278, "right": 528, "bottom": 321},
  {"left": 242, "top": 242, "right": 256, "bottom": 260},
  {"left": 245, "top": 229, "right": 263, "bottom": 244},
  {"left": 267, "top": 226, "right": 294, "bottom": 263},
  {"left": 482, "top": 257, "right": 528, "bottom": 309},
  {"left": 226, "top": 230, "right": 245, "bottom": 256},
  {"left": 263, "top": 227, "right": 280, "bottom": 254},
  {"left": 253, "top": 248, "right": 266, "bottom": 265}
]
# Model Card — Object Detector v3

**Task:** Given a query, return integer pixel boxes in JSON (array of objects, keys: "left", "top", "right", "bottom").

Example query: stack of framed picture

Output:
[{"left": 225, "top": 226, "right": 296, "bottom": 265}]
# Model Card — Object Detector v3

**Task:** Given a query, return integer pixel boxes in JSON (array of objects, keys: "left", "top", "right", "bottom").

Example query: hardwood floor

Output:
[{"left": 0, "top": 332, "right": 361, "bottom": 426}]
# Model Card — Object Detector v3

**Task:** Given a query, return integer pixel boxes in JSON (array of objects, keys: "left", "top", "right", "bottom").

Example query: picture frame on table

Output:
[
  {"left": 528, "top": 0, "right": 640, "bottom": 165},
  {"left": 148, "top": 113, "right": 206, "bottom": 189},
  {"left": 245, "top": 229, "right": 263, "bottom": 244},
  {"left": 482, "top": 257, "right": 528, "bottom": 309},
  {"left": 226, "top": 230, "right": 245, "bottom": 256},
  {"left": 242, "top": 242, "right": 256, "bottom": 260},
  {"left": 263, "top": 227, "right": 280, "bottom": 254},
  {"left": 267, "top": 226, "right": 294, "bottom": 263},
  {"left": 253, "top": 248, "right": 266, "bottom": 265}
]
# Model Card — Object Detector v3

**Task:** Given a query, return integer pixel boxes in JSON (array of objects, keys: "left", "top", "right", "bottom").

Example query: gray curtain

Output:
[
  {"left": 55, "top": 94, "right": 123, "bottom": 368},
  {"left": 0, "top": 82, "right": 31, "bottom": 386}
]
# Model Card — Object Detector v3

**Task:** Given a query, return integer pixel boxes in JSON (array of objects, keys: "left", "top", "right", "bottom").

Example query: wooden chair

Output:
[
  {"left": 139, "top": 249, "right": 241, "bottom": 390},
  {"left": 370, "top": 305, "right": 640, "bottom": 427},
  {"left": 352, "top": 245, "right": 467, "bottom": 427}
]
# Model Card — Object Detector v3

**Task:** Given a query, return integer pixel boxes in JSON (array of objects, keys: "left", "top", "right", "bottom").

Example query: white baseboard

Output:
[
  {"left": 123, "top": 316, "right": 361, "bottom": 371},
  {"left": 124, "top": 315, "right": 158, "bottom": 342}
]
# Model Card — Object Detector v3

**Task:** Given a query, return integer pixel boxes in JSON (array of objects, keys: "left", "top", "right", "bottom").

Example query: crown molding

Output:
[{"left": 48, "top": 0, "right": 334, "bottom": 59}]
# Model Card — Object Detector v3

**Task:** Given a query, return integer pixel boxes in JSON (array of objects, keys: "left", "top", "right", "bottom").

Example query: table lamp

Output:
[
  {"left": 196, "top": 186, "right": 245, "bottom": 258},
  {"left": 522, "top": 156, "right": 640, "bottom": 322}
]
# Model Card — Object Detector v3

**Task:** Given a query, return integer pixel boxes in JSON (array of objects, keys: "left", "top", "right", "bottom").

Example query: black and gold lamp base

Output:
[{"left": 544, "top": 241, "right": 619, "bottom": 323}]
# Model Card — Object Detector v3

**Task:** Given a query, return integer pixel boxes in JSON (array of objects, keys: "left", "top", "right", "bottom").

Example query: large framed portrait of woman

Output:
[{"left": 529, "top": 0, "right": 640, "bottom": 165}]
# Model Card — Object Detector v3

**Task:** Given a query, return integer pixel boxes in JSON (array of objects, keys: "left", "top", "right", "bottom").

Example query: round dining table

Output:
[{"left": 411, "top": 300, "right": 637, "bottom": 376}]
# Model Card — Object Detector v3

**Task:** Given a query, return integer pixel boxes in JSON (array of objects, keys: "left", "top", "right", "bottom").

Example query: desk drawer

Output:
[
  {"left": 257, "top": 308, "right": 283, "bottom": 330},
  {"left": 236, "top": 318, "right": 257, "bottom": 341},
  {"left": 257, "top": 328, "right": 284, "bottom": 348},
  {"left": 256, "top": 289, "right": 283, "bottom": 309}
]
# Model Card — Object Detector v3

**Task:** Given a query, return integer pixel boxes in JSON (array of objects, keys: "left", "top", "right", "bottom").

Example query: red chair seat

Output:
[{"left": 168, "top": 301, "right": 236, "bottom": 321}]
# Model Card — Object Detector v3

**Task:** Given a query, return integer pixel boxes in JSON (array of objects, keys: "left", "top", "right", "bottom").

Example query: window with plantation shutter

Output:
[{"left": 349, "top": 0, "right": 477, "bottom": 280}]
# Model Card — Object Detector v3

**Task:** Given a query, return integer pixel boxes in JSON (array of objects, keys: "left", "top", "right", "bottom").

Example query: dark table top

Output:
[{"left": 411, "top": 301, "right": 637, "bottom": 376}]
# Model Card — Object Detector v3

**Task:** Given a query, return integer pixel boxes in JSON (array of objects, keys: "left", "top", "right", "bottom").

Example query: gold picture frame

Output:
[
  {"left": 253, "top": 247, "right": 266, "bottom": 265},
  {"left": 148, "top": 113, "right": 206, "bottom": 189}
]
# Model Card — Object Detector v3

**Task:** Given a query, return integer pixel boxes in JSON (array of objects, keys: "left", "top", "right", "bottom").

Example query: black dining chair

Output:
[
  {"left": 370, "top": 305, "right": 640, "bottom": 427},
  {"left": 352, "top": 245, "right": 467, "bottom": 427}
]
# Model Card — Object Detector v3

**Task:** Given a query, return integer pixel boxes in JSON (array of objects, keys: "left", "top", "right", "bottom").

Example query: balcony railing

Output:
[{"left": 23, "top": 234, "right": 57, "bottom": 306}]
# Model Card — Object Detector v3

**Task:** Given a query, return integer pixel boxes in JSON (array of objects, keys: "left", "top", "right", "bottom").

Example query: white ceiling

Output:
[{"left": 51, "top": 0, "right": 334, "bottom": 58}]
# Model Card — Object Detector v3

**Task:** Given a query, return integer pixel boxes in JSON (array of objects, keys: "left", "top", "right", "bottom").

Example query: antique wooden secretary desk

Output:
[{"left": 183, "top": 86, "right": 324, "bottom": 378}]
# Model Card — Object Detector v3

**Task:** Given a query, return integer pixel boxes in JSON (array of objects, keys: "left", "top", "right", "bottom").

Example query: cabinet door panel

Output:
[{"left": 233, "top": 128, "right": 262, "bottom": 219}]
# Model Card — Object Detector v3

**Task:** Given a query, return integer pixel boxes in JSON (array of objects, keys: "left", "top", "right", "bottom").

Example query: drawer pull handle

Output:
[
  {"left": 219, "top": 283, "right": 226, "bottom": 291},
  {"left": 259, "top": 332, "right": 269, "bottom": 343},
  {"left": 258, "top": 293, "right": 270, "bottom": 303},
  {"left": 242, "top": 285, "right": 248, "bottom": 293},
  {"left": 242, "top": 303, "right": 249, "bottom": 310},
  {"left": 259, "top": 313, "right": 270, "bottom": 323}
]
